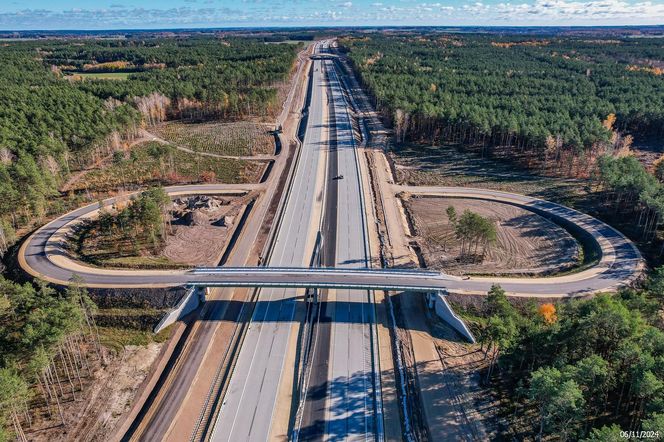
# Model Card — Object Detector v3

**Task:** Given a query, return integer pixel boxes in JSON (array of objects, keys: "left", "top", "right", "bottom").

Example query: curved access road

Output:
[
  {"left": 18, "top": 183, "right": 263, "bottom": 288},
  {"left": 394, "top": 185, "right": 644, "bottom": 296},
  {"left": 19, "top": 182, "right": 643, "bottom": 296}
]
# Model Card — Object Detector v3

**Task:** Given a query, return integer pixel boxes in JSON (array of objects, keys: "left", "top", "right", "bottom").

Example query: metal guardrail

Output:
[
  {"left": 331, "top": 49, "right": 385, "bottom": 442},
  {"left": 186, "top": 280, "right": 454, "bottom": 292},
  {"left": 190, "top": 52, "right": 321, "bottom": 442},
  {"left": 190, "top": 266, "right": 441, "bottom": 276}
]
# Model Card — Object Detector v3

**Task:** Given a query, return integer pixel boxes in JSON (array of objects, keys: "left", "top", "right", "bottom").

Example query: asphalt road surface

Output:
[
  {"left": 295, "top": 53, "right": 381, "bottom": 441},
  {"left": 21, "top": 185, "right": 642, "bottom": 297},
  {"left": 209, "top": 41, "right": 329, "bottom": 442},
  {"left": 321, "top": 55, "right": 380, "bottom": 441}
]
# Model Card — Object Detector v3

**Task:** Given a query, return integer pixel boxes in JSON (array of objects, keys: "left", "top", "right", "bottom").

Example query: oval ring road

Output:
[{"left": 18, "top": 184, "right": 644, "bottom": 297}]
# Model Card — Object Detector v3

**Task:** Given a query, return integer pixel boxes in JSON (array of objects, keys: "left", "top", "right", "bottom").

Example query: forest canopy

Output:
[
  {"left": 341, "top": 34, "right": 664, "bottom": 174},
  {"left": 0, "top": 37, "right": 298, "bottom": 252},
  {"left": 473, "top": 282, "right": 664, "bottom": 439}
]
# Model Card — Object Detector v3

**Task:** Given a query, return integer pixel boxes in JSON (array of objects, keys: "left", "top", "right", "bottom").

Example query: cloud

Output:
[
  {"left": 492, "top": 0, "right": 664, "bottom": 21},
  {"left": 0, "top": 6, "right": 249, "bottom": 29},
  {"left": 0, "top": 0, "right": 663, "bottom": 29}
]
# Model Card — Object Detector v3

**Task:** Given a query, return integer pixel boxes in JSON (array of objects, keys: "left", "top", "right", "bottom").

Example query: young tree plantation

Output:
[{"left": 0, "top": 37, "right": 298, "bottom": 254}]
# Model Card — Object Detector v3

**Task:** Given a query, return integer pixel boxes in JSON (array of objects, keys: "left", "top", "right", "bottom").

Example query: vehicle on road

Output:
[{"left": 333, "top": 174, "right": 344, "bottom": 180}]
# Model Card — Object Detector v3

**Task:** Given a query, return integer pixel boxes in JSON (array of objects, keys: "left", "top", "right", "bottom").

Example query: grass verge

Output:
[
  {"left": 98, "top": 325, "right": 172, "bottom": 354},
  {"left": 69, "top": 141, "right": 263, "bottom": 193}
]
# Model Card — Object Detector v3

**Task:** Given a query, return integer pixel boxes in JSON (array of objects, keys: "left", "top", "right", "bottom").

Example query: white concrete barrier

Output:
[
  {"left": 154, "top": 287, "right": 205, "bottom": 333},
  {"left": 428, "top": 291, "right": 476, "bottom": 343}
]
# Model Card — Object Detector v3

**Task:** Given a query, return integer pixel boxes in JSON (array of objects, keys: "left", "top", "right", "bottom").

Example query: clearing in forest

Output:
[
  {"left": 151, "top": 121, "right": 275, "bottom": 157},
  {"left": 392, "top": 144, "right": 590, "bottom": 208},
  {"left": 68, "top": 141, "right": 264, "bottom": 193},
  {"left": 69, "top": 194, "right": 250, "bottom": 269},
  {"left": 403, "top": 196, "right": 580, "bottom": 276},
  {"left": 27, "top": 340, "right": 168, "bottom": 442},
  {"left": 65, "top": 71, "right": 130, "bottom": 81}
]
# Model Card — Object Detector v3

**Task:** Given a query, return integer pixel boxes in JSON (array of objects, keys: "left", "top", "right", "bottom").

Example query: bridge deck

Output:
[{"left": 188, "top": 267, "right": 457, "bottom": 292}]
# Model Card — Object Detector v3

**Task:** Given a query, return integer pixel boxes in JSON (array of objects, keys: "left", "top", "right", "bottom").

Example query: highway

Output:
[
  {"left": 21, "top": 182, "right": 643, "bottom": 297},
  {"left": 208, "top": 41, "right": 330, "bottom": 441},
  {"left": 13, "top": 37, "right": 647, "bottom": 441},
  {"left": 294, "top": 52, "right": 381, "bottom": 440},
  {"left": 325, "top": 53, "right": 381, "bottom": 440}
]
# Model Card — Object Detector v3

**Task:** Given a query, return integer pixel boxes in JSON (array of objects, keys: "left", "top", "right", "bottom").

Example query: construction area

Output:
[
  {"left": 162, "top": 194, "right": 251, "bottom": 266},
  {"left": 401, "top": 195, "right": 581, "bottom": 276},
  {"left": 70, "top": 193, "right": 251, "bottom": 269},
  {"left": 12, "top": 38, "right": 647, "bottom": 442}
]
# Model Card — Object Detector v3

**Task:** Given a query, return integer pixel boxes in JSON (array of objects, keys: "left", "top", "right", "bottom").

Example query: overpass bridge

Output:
[
  {"left": 186, "top": 266, "right": 456, "bottom": 292},
  {"left": 174, "top": 266, "right": 477, "bottom": 343}
]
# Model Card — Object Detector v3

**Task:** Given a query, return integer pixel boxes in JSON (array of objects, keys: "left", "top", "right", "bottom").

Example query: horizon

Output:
[
  {"left": 2, "top": 0, "right": 664, "bottom": 31},
  {"left": 3, "top": 24, "right": 664, "bottom": 32}
]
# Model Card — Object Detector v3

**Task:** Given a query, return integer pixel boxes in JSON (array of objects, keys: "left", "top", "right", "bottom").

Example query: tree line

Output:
[
  {"left": 473, "top": 280, "right": 664, "bottom": 440},
  {"left": 596, "top": 155, "right": 664, "bottom": 252},
  {"left": 0, "top": 277, "right": 100, "bottom": 441},
  {"left": 0, "top": 37, "right": 297, "bottom": 257},
  {"left": 340, "top": 34, "right": 664, "bottom": 177}
]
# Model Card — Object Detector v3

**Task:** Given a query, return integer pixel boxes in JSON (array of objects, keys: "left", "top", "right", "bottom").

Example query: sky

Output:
[{"left": 1, "top": 0, "right": 663, "bottom": 30}]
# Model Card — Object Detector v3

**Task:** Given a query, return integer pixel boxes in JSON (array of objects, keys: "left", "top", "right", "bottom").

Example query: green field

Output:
[
  {"left": 152, "top": 121, "right": 275, "bottom": 157},
  {"left": 68, "top": 71, "right": 131, "bottom": 80},
  {"left": 70, "top": 141, "right": 264, "bottom": 193},
  {"left": 93, "top": 255, "right": 188, "bottom": 270}
]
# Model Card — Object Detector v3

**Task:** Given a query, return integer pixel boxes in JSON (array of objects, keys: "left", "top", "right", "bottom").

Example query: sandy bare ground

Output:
[
  {"left": 162, "top": 195, "right": 246, "bottom": 266},
  {"left": 26, "top": 343, "right": 163, "bottom": 442},
  {"left": 403, "top": 195, "right": 580, "bottom": 276},
  {"left": 427, "top": 313, "right": 501, "bottom": 441},
  {"left": 73, "top": 194, "right": 248, "bottom": 269}
]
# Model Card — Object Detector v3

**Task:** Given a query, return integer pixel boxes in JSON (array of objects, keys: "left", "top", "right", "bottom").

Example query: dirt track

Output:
[{"left": 405, "top": 196, "right": 580, "bottom": 276}]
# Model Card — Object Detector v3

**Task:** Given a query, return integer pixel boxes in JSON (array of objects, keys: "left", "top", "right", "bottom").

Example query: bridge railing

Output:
[
  {"left": 190, "top": 266, "right": 441, "bottom": 276},
  {"left": 186, "top": 281, "right": 452, "bottom": 293}
]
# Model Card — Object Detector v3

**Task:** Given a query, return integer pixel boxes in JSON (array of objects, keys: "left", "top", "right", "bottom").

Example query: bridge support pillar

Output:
[
  {"left": 154, "top": 286, "right": 205, "bottom": 333},
  {"left": 426, "top": 291, "right": 476, "bottom": 344}
]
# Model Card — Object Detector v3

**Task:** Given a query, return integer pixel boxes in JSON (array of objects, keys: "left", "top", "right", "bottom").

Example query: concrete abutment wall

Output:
[
  {"left": 427, "top": 291, "right": 476, "bottom": 343},
  {"left": 153, "top": 287, "right": 206, "bottom": 333}
]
